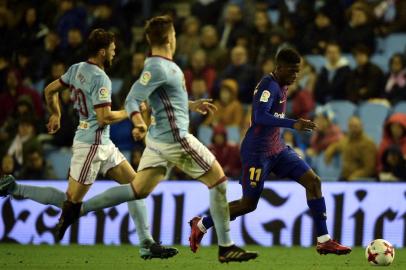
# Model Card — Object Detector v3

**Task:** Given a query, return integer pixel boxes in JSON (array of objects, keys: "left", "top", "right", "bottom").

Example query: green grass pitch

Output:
[{"left": 0, "top": 244, "right": 403, "bottom": 270}]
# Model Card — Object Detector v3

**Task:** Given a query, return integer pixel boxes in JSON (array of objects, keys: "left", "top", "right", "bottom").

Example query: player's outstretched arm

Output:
[
  {"left": 95, "top": 106, "right": 127, "bottom": 126},
  {"left": 44, "top": 79, "right": 66, "bottom": 134}
]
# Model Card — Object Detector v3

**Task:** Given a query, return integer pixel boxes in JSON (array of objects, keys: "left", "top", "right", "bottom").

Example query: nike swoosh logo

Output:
[{"left": 279, "top": 100, "right": 286, "bottom": 103}]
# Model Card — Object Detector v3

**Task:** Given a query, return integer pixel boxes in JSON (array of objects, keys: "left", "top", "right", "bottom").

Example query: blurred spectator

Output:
[
  {"left": 1, "top": 155, "right": 15, "bottom": 176},
  {"left": 325, "top": 116, "right": 377, "bottom": 180},
  {"left": 260, "top": 58, "right": 275, "bottom": 79},
  {"left": 189, "top": 78, "right": 209, "bottom": 134},
  {"left": 208, "top": 125, "right": 241, "bottom": 178},
  {"left": 1, "top": 116, "right": 41, "bottom": 170},
  {"left": 191, "top": 0, "right": 226, "bottom": 26},
  {"left": 340, "top": 3, "right": 375, "bottom": 52},
  {"left": 116, "top": 52, "right": 146, "bottom": 106},
  {"left": 20, "top": 148, "right": 56, "bottom": 179},
  {"left": 379, "top": 145, "right": 406, "bottom": 181},
  {"left": 308, "top": 106, "right": 343, "bottom": 157},
  {"left": 89, "top": 3, "right": 127, "bottom": 42},
  {"left": 61, "top": 28, "right": 85, "bottom": 66},
  {"left": 0, "top": 69, "right": 44, "bottom": 125},
  {"left": 200, "top": 25, "right": 228, "bottom": 72},
  {"left": 218, "top": 3, "right": 249, "bottom": 49},
  {"left": 50, "top": 89, "right": 77, "bottom": 147},
  {"left": 251, "top": 10, "right": 271, "bottom": 66},
  {"left": 17, "top": 6, "right": 48, "bottom": 50},
  {"left": 384, "top": 53, "right": 406, "bottom": 104},
  {"left": 0, "top": 6, "right": 15, "bottom": 56},
  {"left": 56, "top": 0, "right": 87, "bottom": 48},
  {"left": 314, "top": 42, "right": 351, "bottom": 104},
  {"left": 16, "top": 49, "right": 37, "bottom": 84},
  {"left": 0, "top": 54, "right": 10, "bottom": 92},
  {"left": 283, "top": 130, "right": 305, "bottom": 158},
  {"left": 45, "top": 61, "right": 66, "bottom": 86},
  {"left": 289, "top": 59, "right": 316, "bottom": 119},
  {"left": 375, "top": 0, "right": 406, "bottom": 35},
  {"left": 33, "top": 31, "right": 62, "bottom": 80},
  {"left": 221, "top": 45, "right": 256, "bottom": 104},
  {"left": 184, "top": 49, "right": 216, "bottom": 96},
  {"left": 346, "top": 45, "right": 384, "bottom": 103},
  {"left": 130, "top": 146, "right": 145, "bottom": 171},
  {"left": 176, "top": 16, "right": 201, "bottom": 67},
  {"left": 265, "top": 27, "right": 290, "bottom": 57},
  {"left": 378, "top": 113, "right": 406, "bottom": 170},
  {"left": 303, "top": 9, "right": 338, "bottom": 54},
  {"left": 204, "top": 79, "right": 243, "bottom": 127}
]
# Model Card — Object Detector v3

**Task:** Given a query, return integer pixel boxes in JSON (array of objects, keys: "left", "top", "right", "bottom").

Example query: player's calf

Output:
[{"left": 56, "top": 200, "right": 82, "bottom": 240}]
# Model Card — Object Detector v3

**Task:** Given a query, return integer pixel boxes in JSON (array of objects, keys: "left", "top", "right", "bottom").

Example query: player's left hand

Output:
[
  {"left": 189, "top": 99, "right": 217, "bottom": 115},
  {"left": 47, "top": 114, "right": 61, "bottom": 134},
  {"left": 132, "top": 124, "right": 147, "bottom": 141}
]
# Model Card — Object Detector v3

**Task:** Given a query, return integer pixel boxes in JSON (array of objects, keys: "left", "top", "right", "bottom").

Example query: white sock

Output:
[
  {"left": 209, "top": 181, "right": 234, "bottom": 247},
  {"left": 127, "top": 199, "right": 154, "bottom": 243},
  {"left": 317, "top": 234, "right": 331, "bottom": 243},
  {"left": 197, "top": 219, "right": 207, "bottom": 233}
]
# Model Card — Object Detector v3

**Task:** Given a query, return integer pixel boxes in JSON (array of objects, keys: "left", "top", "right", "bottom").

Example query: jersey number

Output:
[
  {"left": 248, "top": 167, "right": 262, "bottom": 187},
  {"left": 71, "top": 87, "right": 89, "bottom": 117}
]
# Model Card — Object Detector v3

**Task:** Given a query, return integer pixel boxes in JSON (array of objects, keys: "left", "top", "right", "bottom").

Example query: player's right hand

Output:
[
  {"left": 132, "top": 124, "right": 147, "bottom": 141},
  {"left": 293, "top": 118, "right": 317, "bottom": 132},
  {"left": 47, "top": 114, "right": 61, "bottom": 134}
]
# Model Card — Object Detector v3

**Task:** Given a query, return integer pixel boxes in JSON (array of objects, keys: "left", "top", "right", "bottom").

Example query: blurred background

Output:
[{"left": 0, "top": 0, "right": 406, "bottom": 183}]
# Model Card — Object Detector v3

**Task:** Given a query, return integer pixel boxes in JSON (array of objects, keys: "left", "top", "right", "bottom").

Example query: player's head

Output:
[
  {"left": 87, "top": 28, "right": 116, "bottom": 68},
  {"left": 145, "top": 15, "right": 176, "bottom": 55},
  {"left": 274, "top": 48, "right": 301, "bottom": 86}
]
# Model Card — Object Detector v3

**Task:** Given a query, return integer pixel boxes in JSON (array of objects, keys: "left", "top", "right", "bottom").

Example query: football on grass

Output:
[{"left": 365, "top": 239, "right": 395, "bottom": 266}]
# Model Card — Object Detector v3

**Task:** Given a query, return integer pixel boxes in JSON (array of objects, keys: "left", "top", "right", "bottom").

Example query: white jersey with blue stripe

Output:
[
  {"left": 59, "top": 61, "right": 112, "bottom": 145},
  {"left": 125, "top": 56, "right": 189, "bottom": 143}
]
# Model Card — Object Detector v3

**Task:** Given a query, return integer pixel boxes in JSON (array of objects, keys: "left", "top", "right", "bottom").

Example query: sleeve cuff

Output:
[
  {"left": 94, "top": 102, "right": 112, "bottom": 109},
  {"left": 130, "top": 111, "right": 140, "bottom": 119},
  {"left": 59, "top": 78, "right": 70, "bottom": 87}
]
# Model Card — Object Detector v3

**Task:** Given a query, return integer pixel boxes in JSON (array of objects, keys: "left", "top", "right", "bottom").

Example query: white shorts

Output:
[
  {"left": 70, "top": 142, "right": 126, "bottom": 185},
  {"left": 138, "top": 134, "right": 215, "bottom": 179}
]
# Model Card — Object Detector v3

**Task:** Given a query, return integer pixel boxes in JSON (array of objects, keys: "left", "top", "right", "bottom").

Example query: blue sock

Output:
[
  {"left": 202, "top": 216, "right": 214, "bottom": 230},
  {"left": 307, "top": 197, "right": 328, "bottom": 236}
]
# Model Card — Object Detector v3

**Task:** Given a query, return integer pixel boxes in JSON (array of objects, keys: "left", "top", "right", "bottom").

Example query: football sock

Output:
[
  {"left": 200, "top": 216, "right": 214, "bottom": 231},
  {"left": 11, "top": 184, "right": 66, "bottom": 207},
  {"left": 82, "top": 184, "right": 135, "bottom": 214},
  {"left": 307, "top": 197, "right": 330, "bottom": 239},
  {"left": 209, "top": 180, "right": 233, "bottom": 247},
  {"left": 127, "top": 199, "right": 154, "bottom": 243}
]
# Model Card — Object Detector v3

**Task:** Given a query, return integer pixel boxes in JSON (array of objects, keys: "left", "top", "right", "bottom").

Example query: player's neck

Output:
[
  {"left": 150, "top": 47, "right": 173, "bottom": 60},
  {"left": 271, "top": 72, "right": 283, "bottom": 86},
  {"left": 87, "top": 57, "right": 104, "bottom": 70}
]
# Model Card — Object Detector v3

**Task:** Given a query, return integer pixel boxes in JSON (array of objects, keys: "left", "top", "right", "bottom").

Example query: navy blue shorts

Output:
[{"left": 240, "top": 146, "right": 311, "bottom": 199}]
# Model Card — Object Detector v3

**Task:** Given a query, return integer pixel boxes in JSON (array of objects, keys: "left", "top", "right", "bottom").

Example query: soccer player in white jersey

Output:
[
  {"left": 0, "top": 29, "right": 177, "bottom": 259},
  {"left": 55, "top": 16, "right": 258, "bottom": 263}
]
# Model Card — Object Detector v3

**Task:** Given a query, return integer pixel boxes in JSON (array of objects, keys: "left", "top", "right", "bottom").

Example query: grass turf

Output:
[{"left": 0, "top": 244, "right": 403, "bottom": 270}]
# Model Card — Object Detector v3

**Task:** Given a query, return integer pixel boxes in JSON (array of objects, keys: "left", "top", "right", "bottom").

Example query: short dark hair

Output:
[
  {"left": 87, "top": 28, "right": 115, "bottom": 57},
  {"left": 276, "top": 48, "right": 301, "bottom": 65},
  {"left": 145, "top": 15, "right": 174, "bottom": 46},
  {"left": 352, "top": 44, "right": 371, "bottom": 57}
]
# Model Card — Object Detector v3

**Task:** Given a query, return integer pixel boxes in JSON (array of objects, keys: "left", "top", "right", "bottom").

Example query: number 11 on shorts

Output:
[{"left": 249, "top": 167, "right": 262, "bottom": 187}]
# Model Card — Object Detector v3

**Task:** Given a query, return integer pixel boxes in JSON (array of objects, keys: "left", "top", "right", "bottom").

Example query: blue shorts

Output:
[{"left": 240, "top": 146, "right": 311, "bottom": 199}]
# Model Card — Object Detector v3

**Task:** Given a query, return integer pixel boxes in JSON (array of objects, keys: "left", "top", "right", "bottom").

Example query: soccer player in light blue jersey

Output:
[
  {"left": 0, "top": 28, "right": 177, "bottom": 259},
  {"left": 56, "top": 15, "right": 258, "bottom": 263}
]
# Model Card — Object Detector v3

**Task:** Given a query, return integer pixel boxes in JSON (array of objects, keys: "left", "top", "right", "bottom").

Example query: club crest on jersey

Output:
[
  {"left": 98, "top": 87, "right": 109, "bottom": 101},
  {"left": 140, "top": 71, "right": 152, "bottom": 85},
  {"left": 260, "top": 90, "right": 271, "bottom": 102}
]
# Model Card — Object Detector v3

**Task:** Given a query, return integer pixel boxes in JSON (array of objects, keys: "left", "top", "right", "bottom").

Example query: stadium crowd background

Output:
[{"left": 0, "top": 0, "right": 405, "bottom": 182}]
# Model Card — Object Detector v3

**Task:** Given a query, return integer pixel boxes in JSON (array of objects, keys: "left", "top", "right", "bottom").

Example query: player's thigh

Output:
[
  {"left": 165, "top": 134, "right": 218, "bottom": 186},
  {"left": 239, "top": 155, "right": 272, "bottom": 200},
  {"left": 131, "top": 167, "right": 166, "bottom": 198},
  {"left": 272, "top": 147, "right": 312, "bottom": 181},
  {"left": 66, "top": 176, "right": 92, "bottom": 203},
  {"left": 101, "top": 145, "right": 136, "bottom": 184},
  {"left": 106, "top": 160, "right": 136, "bottom": 184}
]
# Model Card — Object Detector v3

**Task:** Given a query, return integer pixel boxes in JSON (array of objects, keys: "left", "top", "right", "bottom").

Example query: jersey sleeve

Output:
[
  {"left": 91, "top": 74, "right": 112, "bottom": 108},
  {"left": 59, "top": 66, "right": 74, "bottom": 87},
  {"left": 253, "top": 79, "right": 296, "bottom": 128},
  {"left": 125, "top": 63, "right": 166, "bottom": 118}
]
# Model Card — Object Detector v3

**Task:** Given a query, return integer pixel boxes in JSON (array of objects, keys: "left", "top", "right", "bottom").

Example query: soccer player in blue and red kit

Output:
[{"left": 189, "top": 48, "right": 352, "bottom": 255}]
